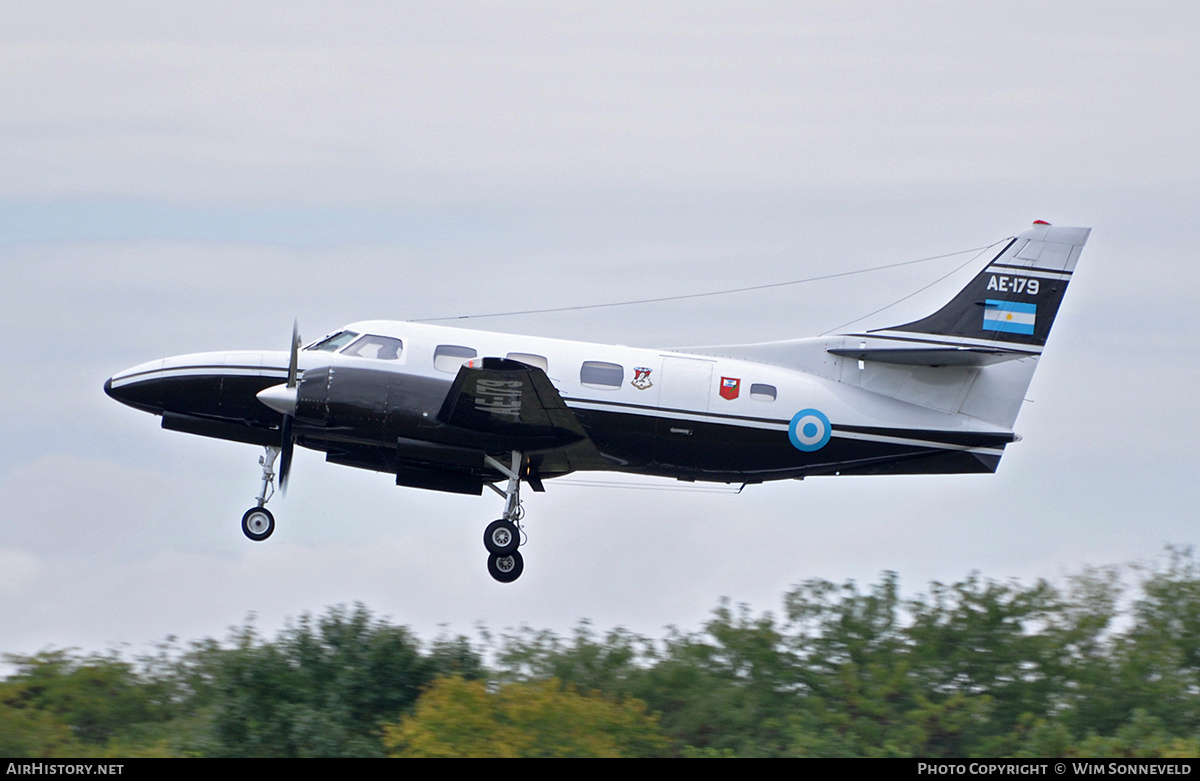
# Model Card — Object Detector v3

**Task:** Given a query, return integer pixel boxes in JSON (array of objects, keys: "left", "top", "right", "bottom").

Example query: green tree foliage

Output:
[
  {"left": 178, "top": 604, "right": 483, "bottom": 756},
  {"left": 0, "top": 682, "right": 80, "bottom": 757},
  {"left": 1, "top": 605, "right": 481, "bottom": 757},
  {"left": 382, "top": 675, "right": 669, "bottom": 757},
  {"left": 1112, "top": 548, "right": 1200, "bottom": 736},
  {"left": 0, "top": 650, "right": 176, "bottom": 756},
  {"left": 490, "top": 551, "right": 1200, "bottom": 757},
  {"left": 5, "top": 553, "right": 1200, "bottom": 757}
]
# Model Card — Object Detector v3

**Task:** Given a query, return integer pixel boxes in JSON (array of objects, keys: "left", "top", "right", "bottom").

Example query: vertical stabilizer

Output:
[
  {"left": 833, "top": 222, "right": 1092, "bottom": 430},
  {"left": 880, "top": 221, "right": 1090, "bottom": 346}
]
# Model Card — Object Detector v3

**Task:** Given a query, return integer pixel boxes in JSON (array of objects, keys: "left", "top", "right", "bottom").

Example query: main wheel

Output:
[
  {"left": 483, "top": 519, "right": 519, "bottom": 556},
  {"left": 241, "top": 507, "right": 275, "bottom": 541},
  {"left": 487, "top": 551, "right": 524, "bottom": 583}
]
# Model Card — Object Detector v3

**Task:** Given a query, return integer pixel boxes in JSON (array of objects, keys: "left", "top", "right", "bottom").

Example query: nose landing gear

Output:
[
  {"left": 242, "top": 445, "right": 280, "bottom": 541},
  {"left": 483, "top": 451, "right": 526, "bottom": 583},
  {"left": 241, "top": 324, "right": 302, "bottom": 543}
]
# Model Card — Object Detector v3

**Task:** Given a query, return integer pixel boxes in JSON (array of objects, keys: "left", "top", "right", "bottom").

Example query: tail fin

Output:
[
  {"left": 879, "top": 221, "right": 1090, "bottom": 347},
  {"left": 831, "top": 222, "right": 1090, "bottom": 431},
  {"left": 687, "top": 223, "right": 1090, "bottom": 431}
]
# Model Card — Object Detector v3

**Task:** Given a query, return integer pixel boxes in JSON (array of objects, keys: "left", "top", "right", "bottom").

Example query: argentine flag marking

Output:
[{"left": 982, "top": 299, "right": 1036, "bottom": 335}]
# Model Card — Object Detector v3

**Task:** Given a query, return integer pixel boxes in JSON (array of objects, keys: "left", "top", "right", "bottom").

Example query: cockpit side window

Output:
[
  {"left": 341, "top": 335, "right": 403, "bottom": 360},
  {"left": 306, "top": 331, "right": 360, "bottom": 352}
]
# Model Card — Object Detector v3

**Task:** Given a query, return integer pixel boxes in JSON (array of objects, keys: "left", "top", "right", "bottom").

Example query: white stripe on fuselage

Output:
[{"left": 108, "top": 364, "right": 289, "bottom": 389}]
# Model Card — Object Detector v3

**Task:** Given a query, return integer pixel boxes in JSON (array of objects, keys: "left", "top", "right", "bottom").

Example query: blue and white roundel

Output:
[{"left": 789, "top": 408, "right": 831, "bottom": 452}]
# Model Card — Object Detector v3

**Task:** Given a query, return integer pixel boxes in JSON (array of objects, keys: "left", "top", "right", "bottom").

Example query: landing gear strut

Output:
[
  {"left": 242, "top": 445, "right": 280, "bottom": 542},
  {"left": 240, "top": 324, "right": 301, "bottom": 543},
  {"left": 483, "top": 451, "right": 525, "bottom": 582}
]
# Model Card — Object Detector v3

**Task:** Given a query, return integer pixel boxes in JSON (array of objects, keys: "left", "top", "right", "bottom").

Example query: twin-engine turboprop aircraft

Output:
[{"left": 105, "top": 222, "right": 1090, "bottom": 582}]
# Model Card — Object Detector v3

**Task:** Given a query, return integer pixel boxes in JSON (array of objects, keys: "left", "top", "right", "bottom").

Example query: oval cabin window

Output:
[{"left": 580, "top": 361, "right": 624, "bottom": 389}]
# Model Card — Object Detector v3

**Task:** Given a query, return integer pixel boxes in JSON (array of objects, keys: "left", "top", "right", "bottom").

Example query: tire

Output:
[
  {"left": 487, "top": 551, "right": 524, "bottom": 583},
  {"left": 241, "top": 507, "right": 275, "bottom": 541},
  {"left": 483, "top": 519, "right": 519, "bottom": 556}
]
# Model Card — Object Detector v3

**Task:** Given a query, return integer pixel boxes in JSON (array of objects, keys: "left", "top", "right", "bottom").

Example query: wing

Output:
[
  {"left": 437, "top": 357, "right": 587, "bottom": 444},
  {"left": 434, "top": 357, "right": 607, "bottom": 479}
]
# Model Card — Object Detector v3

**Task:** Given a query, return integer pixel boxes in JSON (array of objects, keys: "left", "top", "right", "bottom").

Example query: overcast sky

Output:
[{"left": 2, "top": 2, "right": 1199, "bottom": 659}]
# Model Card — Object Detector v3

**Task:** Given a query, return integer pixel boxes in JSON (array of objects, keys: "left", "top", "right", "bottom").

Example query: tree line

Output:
[{"left": 4, "top": 548, "right": 1200, "bottom": 757}]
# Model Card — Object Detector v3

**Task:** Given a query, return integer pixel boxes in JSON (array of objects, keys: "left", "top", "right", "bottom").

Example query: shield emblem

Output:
[{"left": 719, "top": 376, "right": 740, "bottom": 400}]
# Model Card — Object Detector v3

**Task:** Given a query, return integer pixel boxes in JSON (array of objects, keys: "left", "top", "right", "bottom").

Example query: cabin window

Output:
[
  {"left": 580, "top": 361, "right": 624, "bottom": 389},
  {"left": 341, "top": 335, "right": 403, "bottom": 360},
  {"left": 306, "top": 331, "right": 359, "bottom": 352},
  {"left": 434, "top": 345, "right": 478, "bottom": 373},
  {"left": 506, "top": 352, "right": 548, "bottom": 372},
  {"left": 749, "top": 383, "right": 777, "bottom": 401}
]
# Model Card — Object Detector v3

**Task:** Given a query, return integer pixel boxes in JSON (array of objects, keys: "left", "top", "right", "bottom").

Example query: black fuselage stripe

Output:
[
  {"left": 569, "top": 397, "right": 1010, "bottom": 448},
  {"left": 127, "top": 369, "right": 1013, "bottom": 452}
]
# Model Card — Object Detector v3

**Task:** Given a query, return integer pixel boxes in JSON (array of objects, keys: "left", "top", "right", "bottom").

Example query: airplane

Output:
[{"left": 105, "top": 221, "right": 1090, "bottom": 582}]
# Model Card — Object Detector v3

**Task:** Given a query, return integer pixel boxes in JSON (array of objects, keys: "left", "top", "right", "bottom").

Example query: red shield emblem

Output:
[
  {"left": 631, "top": 367, "right": 653, "bottom": 390},
  {"left": 719, "top": 377, "right": 740, "bottom": 400}
]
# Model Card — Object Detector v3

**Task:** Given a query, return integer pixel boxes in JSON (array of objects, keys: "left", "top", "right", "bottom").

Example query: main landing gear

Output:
[
  {"left": 483, "top": 451, "right": 525, "bottom": 583},
  {"left": 241, "top": 445, "right": 279, "bottom": 542},
  {"left": 238, "top": 443, "right": 532, "bottom": 585}
]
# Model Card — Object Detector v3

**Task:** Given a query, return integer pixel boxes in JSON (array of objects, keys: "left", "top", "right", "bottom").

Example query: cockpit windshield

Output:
[
  {"left": 305, "top": 331, "right": 360, "bottom": 352},
  {"left": 340, "top": 335, "right": 403, "bottom": 360}
]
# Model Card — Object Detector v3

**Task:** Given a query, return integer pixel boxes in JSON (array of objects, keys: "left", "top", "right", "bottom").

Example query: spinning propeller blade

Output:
[{"left": 279, "top": 320, "right": 300, "bottom": 493}]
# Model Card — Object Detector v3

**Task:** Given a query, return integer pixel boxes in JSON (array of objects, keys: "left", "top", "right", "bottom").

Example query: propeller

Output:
[{"left": 279, "top": 320, "right": 300, "bottom": 494}]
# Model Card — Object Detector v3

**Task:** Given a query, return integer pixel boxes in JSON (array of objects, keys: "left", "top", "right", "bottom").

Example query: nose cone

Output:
[
  {"left": 257, "top": 383, "right": 298, "bottom": 416},
  {"left": 104, "top": 358, "right": 166, "bottom": 413},
  {"left": 103, "top": 375, "right": 130, "bottom": 405},
  {"left": 107, "top": 349, "right": 298, "bottom": 424}
]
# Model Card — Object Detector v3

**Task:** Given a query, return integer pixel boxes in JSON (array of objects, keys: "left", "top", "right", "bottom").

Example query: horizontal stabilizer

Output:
[{"left": 827, "top": 346, "right": 1034, "bottom": 367}]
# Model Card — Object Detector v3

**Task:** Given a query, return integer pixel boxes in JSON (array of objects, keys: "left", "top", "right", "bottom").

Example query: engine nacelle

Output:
[{"left": 295, "top": 366, "right": 453, "bottom": 444}]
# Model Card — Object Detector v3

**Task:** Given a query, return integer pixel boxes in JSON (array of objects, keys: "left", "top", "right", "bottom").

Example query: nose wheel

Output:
[
  {"left": 483, "top": 452, "right": 526, "bottom": 582},
  {"left": 242, "top": 506, "right": 275, "bottom": 541}
]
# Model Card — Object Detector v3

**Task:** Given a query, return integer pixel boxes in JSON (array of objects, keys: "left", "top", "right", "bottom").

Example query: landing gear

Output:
[
  {"left": 484, "top": 519, "right": 519, "bottom": 556},
  {"left": 240, "top": 324, "right": 301, "bottom": 544},
  {"left": 488, "top": 551, "right": 524, "bottom": 583},
  {"left": 242, "top": 507, "right": 275, "bottom": 541},
  {"left": 483, "top": 451, "right": 526, "bottom": 582},
  {"left": 242, "top": 445, "right": 280, "bottom": 542}
]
